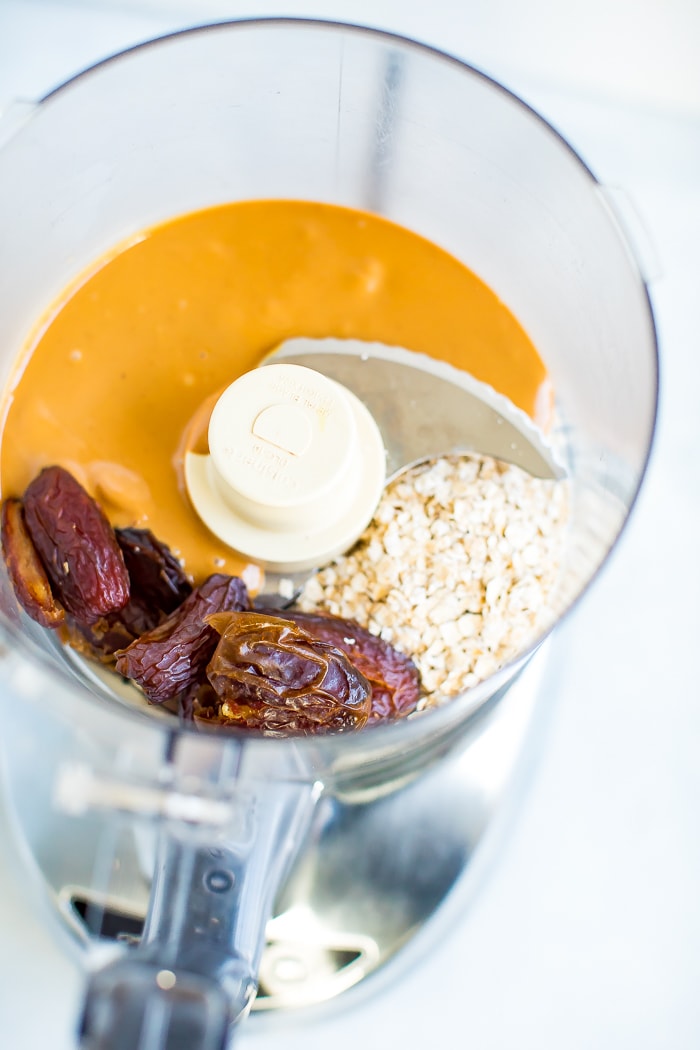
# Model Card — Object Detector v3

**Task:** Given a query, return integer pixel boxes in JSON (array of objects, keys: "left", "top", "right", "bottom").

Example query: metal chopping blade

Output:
[{"left": 263, "top": 338, "right": 564, "bottom": 482}]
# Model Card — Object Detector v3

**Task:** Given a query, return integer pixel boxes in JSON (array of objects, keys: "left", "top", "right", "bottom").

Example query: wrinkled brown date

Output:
[
  {"left": 22, "top": 465, "right": 130, "bottom": 625},
  {"left": 256, "top": 608, "right": 421, "bottom": 721},
  {"left": 115, "top": 527, "right": 192, "bottom": 615},
  {"left": 63, "top": 612, "right": 142, "bottom": 663},
  {"left": 115, "top": 573, "right": 249, "bottom": 704},
  {"left": 1, "top": 497, "right": 65, "bottom": 628},
  {"left": 65, "top": 527, "right": 194, "bottom": 661},
  {"left": 2, "top": 463, "right": 421, "bottom": 738},
  {"left": 204, "top": 611, "right": 372, "bottom": 734}
]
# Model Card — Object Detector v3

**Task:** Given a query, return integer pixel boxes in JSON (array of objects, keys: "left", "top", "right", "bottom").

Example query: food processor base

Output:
[
  {"left": 48, "top": 645, "right": 547, "bottom": 1019},
  {"left": 254, "top": 648, "right": 546, "bottom": 1012}
]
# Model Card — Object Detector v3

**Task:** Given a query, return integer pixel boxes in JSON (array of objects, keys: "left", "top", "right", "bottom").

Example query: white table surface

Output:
[{"left": 1, "top": 2, "right": 699, "bottom": 1048}]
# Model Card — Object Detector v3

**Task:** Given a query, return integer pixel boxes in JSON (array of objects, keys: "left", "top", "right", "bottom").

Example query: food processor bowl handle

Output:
[
  {"left": 80, "top": 959, "right": 233, "bottom": 1050},
  {"left": 79, "top": 760, "right": 320, "bottom": 1049}
]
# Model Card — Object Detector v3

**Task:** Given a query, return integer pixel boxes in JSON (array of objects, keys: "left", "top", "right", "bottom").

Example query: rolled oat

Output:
[{"left": 299, "top": 454, "right": 569, "bottom": 704}]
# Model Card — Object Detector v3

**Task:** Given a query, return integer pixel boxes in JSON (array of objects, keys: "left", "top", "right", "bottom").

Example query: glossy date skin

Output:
[
  {"left": 2, "top": 468, "right": 194, "bottom": 657},
  {"left": 22, "top": 465, "right": 130, "bottom": 625},
  {"left": 115, "top": 574, "right": 250, "bottom": 704},
  {"left": 256, "top": 608, "right": 421, "bottom": 721},
  {"left": 1, "top": 497, "right": 65, "bottom": 628},
  {"left": 116, "top": 527, "right": 192, "bottom": 615},
  {"left": 66, "top": 528, "right": 195, "bottom": 662},
  {"left": 203, "top": 611, "right": 372, "bottom": 734},
  {"left": 2, "top": 465, "right": 422, "bottom": 736}
]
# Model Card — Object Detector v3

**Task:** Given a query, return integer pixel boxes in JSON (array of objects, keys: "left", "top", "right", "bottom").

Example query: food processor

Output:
[{"left": 0, "top": 19, "right": 657, "bottom": 1049}]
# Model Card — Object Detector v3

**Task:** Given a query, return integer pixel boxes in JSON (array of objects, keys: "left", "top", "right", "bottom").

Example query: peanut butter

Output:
[{"left": 0, "top": 199, "right": 549, "bottom": 585}]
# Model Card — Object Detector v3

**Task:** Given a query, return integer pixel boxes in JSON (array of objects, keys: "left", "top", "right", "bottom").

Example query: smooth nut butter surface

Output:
[{"left": 0, "top": 199, "right": 550, "bottom": 585}]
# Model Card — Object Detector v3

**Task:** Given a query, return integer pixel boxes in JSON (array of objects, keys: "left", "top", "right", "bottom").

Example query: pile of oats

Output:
[{"left": 299, "top": 454, "right": 569, "bottom": 703}]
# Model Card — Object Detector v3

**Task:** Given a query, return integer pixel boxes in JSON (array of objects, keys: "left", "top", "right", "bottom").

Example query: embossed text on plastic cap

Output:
[{"left": 185, "top": 363, "right": 386, "bottom": 573}]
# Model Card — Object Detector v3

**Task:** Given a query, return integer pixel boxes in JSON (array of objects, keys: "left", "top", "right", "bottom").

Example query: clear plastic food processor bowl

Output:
[{"left": 0, "top": 19, "right": 657, "bottom": 1050}]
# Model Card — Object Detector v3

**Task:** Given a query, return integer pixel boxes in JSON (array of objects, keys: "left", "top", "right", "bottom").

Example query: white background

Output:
[{"left": 0, "top": 1, "right": 699, "bottom": 1048}]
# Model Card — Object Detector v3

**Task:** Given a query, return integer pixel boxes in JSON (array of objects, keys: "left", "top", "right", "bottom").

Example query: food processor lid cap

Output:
[{"left": 185, "top": 363, "right": 386, "bottom": 573}]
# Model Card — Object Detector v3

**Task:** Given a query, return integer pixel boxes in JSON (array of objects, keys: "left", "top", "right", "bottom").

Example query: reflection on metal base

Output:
[
  {"left": 254, "top": 646, "right": 546, "bottom": 1011},
  {"left": 51, "top": 646, "right": 546, "bottom": 1016}
]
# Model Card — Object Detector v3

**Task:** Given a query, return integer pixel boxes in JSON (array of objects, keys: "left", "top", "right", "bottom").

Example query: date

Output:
[
  {"left": 2, "top": 463, "right": 422, "bottom": 737},
  {"left": 115, "top": 527, "right": 192, "bottom": 615},
  {"left": 256, "top": 608, "right": 421, "bottom": 721},
  {"left": 204, "top": 611, "right": 372, "bottom": 734},
  {"left": 23, "top": 465, "right": 130, "bottom": 625},
  {"left": 62, "top": 612, "right": 141, "bottom": 663},
  {"left": 1, "top": 497, "right": 65, "bottom": 628},
  {"left": 115, "top": 573, "right": 249, "bottom": 703},
  {"left": 65, "top": 528, "right": 194, "bottom": 662}
]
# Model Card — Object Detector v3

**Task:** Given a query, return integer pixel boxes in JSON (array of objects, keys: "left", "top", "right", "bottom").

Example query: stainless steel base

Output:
[
  {"left": 255, "top": 647, "right": 546, "bottom": 1011},
  {"left": 19, "top": 645, "right": 547, "bottom": 1018}
]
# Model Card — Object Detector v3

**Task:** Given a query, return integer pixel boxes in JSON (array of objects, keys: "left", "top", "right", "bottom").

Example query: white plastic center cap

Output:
[
  {"left": 252, "top": 403, "right": 313, "bottom": 456},
  {"left": 184, "top": 363, "right": 386, "bottom": 573}
]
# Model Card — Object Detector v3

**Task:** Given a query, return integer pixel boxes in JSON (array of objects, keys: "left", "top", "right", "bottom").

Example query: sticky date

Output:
[
  {"left": 115, "top": 573, "right": 249, "bottom": 704},
  {"left": 64, "top": 527, "right": 194, "bottom": 661},
  {"left": 115, "top": 527, "right": 192, "bottom": 615},
  {"left": 204, "top": 611, "right": 372, "bottom": 734},
  {"left": 2, "top": 463, "right": 422, "bottom": 738},
  {"left": 22, "top": 465, "right": 129, "bottom": 625},
  {"left": 1, "top": 497, "right": 65, "bottom": 628},
  {"left": 261, "top": 609, "right": 421, "bottom": 721}
]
